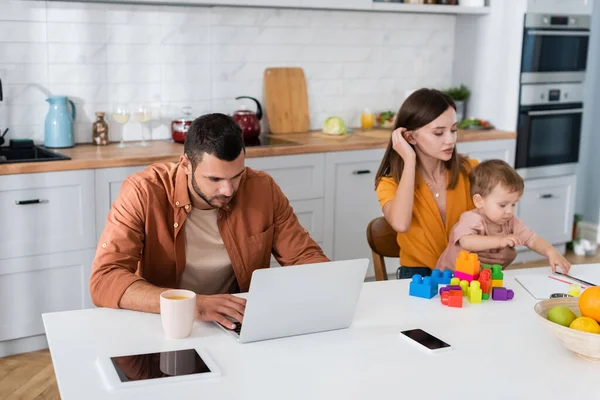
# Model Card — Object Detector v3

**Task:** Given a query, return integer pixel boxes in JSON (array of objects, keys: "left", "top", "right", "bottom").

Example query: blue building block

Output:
[
  {"left": 430, "top": 269, "right": 453, "bottom": 286},
  {"left": 440, "top": 269, "right": 453, "bottom": 285},
  {"left": 409, "top": 275, "right": 438, "bottom": 299}
]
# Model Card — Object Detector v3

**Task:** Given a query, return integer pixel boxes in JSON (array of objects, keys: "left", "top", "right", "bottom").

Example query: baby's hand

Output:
[
  {"left": 548, "top": 249, "right": 571, "bottom": 273},
  {"left": 499, "top": 235, "right": 521, "bottom": 248}
]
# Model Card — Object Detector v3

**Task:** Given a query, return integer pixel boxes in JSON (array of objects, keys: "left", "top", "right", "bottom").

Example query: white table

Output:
[{"left": 43, "top": 266, "right": 600, "bottom": 400}]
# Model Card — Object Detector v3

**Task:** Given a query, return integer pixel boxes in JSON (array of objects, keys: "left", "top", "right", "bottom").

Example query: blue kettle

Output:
[{"left": 44, "top": 95, "right": 76, "bottom": 148}]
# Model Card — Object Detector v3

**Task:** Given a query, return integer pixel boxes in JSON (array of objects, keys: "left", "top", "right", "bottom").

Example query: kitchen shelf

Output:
[{"left": 371, "top": 3, "right": 490, "bottom": 15}]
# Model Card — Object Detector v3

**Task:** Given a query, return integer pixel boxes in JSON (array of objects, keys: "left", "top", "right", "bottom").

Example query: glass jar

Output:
[{"left": 92, "top": 112, "right": 109, "bottom": 145}]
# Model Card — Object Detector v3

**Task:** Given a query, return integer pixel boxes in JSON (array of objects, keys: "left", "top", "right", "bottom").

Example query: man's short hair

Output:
[{"left": 184, "top": 113, "right": 245, "bottom": 166}]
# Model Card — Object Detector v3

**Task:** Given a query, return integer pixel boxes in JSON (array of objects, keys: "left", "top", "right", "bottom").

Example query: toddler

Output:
[{"left": 436, "top": 159, "right": 570, "bottom": 273}]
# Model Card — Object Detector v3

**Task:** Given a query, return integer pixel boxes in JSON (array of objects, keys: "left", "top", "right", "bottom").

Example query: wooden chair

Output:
[{"left": 366, "top": 217, "right": 400, "bottom": 281}]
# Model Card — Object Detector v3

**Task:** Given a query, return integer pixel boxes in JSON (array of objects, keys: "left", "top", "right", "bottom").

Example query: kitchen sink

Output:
[{"left": 0, "top": 145, "right": 71, "bottom": 163}]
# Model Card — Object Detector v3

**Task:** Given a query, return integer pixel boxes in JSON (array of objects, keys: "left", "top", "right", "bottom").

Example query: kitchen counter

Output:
[{"left": 0, "top": 129, "right": 516, "bottom": 175}]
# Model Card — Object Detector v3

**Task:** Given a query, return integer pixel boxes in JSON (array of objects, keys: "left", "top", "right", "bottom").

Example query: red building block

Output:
[
  {"left": 441, "top": 290, "right": 463, "bottom": 308},
  {"left": 478, "top": 268, "right": 492, "bottom": 297}
]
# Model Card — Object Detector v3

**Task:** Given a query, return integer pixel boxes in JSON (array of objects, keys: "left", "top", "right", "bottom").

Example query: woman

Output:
[{"left": 375, "top": 88, "right": 516, "bottom": 279}]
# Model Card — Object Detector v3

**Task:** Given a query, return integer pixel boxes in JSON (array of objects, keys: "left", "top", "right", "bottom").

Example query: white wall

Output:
[
  {"left": 0, "top": 0, "right": 455, "bottom": 144},
  {"left": 576, "top": 2, "right": 600, "bottom": 224}
]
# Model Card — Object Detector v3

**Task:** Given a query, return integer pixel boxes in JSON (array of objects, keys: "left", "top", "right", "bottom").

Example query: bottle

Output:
[{"left": 92, "top": 112, "right": 110, "bottom": 146}]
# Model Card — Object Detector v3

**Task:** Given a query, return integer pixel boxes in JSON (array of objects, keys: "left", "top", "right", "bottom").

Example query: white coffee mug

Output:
[{"left": 160, "top": 289, "right": 196, "bottom": 339}]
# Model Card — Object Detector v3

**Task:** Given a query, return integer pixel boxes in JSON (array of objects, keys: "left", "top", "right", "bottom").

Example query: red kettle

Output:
[{"left": 233, "top": 96, "right": 262, "bottom": 140}]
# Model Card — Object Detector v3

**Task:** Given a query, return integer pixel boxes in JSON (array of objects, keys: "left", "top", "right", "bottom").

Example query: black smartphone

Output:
[{"left": 400, "top": 329, "right": 451, "bottom": 351}]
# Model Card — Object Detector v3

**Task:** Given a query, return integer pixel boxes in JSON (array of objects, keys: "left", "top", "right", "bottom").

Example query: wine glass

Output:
[
  {"left": 111, "top": 104, "right": 130, "bottom": 148},
  {"left": 134, "top": 104, "right": 152, "bottom": 147}
]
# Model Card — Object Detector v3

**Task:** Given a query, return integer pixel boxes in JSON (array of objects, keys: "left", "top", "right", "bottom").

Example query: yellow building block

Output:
[
  {"left": 450, "top": 277, "right": 460, "bottom": 286},
  {"left": 455, "top": 250, "right": 481, "bottom": 276},
  {"left": 492, "top": 279, "right": 503, "bottom": 288},
  {"left": 468, "top": 281, "right": 482, "bottom": 304}
]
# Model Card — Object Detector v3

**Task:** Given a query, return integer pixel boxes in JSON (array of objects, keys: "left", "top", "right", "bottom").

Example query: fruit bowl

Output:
[{"left": 534, "top": 298, "right": 600, "bottom": 362}]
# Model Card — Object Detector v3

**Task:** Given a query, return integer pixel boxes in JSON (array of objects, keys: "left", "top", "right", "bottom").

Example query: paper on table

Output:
[
  {"left": 514, "top": 274, "right": 582, "bottom": 300},
  {"left": 515, "top": 264, "right": 600, "bottom": 300}
]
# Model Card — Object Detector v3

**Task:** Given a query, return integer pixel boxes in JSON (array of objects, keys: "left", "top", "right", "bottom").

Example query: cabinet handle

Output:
[
  {"left": 538, "top": 194, "right": 557, "bottom": 199},
  {"left": 352, "top": 169, "right": 372, "bottom": 175},
  {"left": 15, "top": 199, "right": 48, "bottom": 205}
]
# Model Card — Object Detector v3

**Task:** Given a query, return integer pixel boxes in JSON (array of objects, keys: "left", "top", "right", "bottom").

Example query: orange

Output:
[
  {"left": 578, "top": 286, "right": 600, "bottom": 323},
  {"left": 570, "top": 317, "right": 600, "bottom": 334}
]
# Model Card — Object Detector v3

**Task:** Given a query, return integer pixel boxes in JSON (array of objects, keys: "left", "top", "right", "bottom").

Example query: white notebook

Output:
[{"left": 514, "top": 264, "right": 600, "bottom": 300}]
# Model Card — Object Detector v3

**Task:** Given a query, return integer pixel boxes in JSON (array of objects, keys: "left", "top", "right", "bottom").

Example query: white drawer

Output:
[
  {"left": 0, "top": 249, "right": 95, "bottom": 341},
  {"left": 246, "top": 153, "right": 325, "bottom": 201},
  {"left": 0, "top": 170, "right": 96, "bottom": 259},
  {"left": 516, "top": 174, "right": 576, "bottom": 245}
]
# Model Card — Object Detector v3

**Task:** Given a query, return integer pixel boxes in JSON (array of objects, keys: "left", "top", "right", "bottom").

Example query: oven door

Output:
[
  {"left": 516, "top": 103, "right": 582, "bottom": 170},
  {"left": 521, "top": 29, "right": 589, "bottom": 83}
]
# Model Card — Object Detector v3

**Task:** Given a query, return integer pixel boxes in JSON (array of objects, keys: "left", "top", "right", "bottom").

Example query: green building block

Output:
[{"left": 491, "top": 264, "right": 504, "bottom": 280}]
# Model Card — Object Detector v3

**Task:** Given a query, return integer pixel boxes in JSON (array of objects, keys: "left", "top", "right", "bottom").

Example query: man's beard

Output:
[{"left": 191, "top": 168, "right": 233, "bottom": 209}]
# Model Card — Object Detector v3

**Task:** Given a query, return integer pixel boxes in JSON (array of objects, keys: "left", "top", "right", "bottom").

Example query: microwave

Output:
[{"left": 520, "top": 13, "right": 590, "bottom": 84}]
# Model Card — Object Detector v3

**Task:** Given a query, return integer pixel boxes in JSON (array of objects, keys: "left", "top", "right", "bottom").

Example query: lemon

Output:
[{"left": 570, "top": 317, "right": 600, "bottom": 334}]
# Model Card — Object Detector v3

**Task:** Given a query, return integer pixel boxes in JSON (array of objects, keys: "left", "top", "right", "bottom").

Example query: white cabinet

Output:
[
  {"left": 246, "top": 153, "right": 325, "bottom": 201},
  {"left": 0, "top": 170, "right": 97, "bottom": 357},
  {"left": 517, "top": 174, "right": 576, "bottom": 246},
  {"left": 457, "top": 139, "right": 516, "bottom": 166},
  {"left": 0, "top": 250, "right": 95, "bottom": 344},
  {"left": 95, "top": 166, "right": 147, "bottom": 239},
  {"left": 323, "top": 149, "right": 386, "bottom": 277},
  {"left": 0, "top": 170, "right": 96, "bottom": 260}
]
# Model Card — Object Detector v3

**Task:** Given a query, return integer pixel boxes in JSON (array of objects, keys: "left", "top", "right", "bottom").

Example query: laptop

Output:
[{"left": 216, "top": 259, "right": 369, "bottom": 343}]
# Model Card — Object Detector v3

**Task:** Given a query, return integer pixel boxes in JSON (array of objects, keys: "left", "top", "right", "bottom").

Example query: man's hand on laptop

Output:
[{"left": 195, "top": 294, "right": 246, "bottom": 330}]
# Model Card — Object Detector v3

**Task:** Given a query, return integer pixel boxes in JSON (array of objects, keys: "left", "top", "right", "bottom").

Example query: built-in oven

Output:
[
  {"left": 516, "top": 83, "right": 583, "bottom": 179},
  {"left": 520, "top": 13, "right": 590, "bottom": 84}
]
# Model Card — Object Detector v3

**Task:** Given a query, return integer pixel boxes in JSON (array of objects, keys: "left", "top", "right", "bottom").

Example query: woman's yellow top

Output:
[{"left": 376, "top": 159, "right": 478, "bottom": 269}]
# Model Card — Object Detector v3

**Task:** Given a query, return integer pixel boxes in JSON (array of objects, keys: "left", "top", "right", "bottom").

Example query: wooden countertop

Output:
[{"left": 0, "top": 129, "right": 516, "bottom": 175}]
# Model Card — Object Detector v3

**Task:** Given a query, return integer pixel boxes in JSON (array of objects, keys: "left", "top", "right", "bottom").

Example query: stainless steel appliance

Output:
[
  {"left": 520, "top": 13, "right": 590, "bottom": 84},
  {"left": 516, "top": 83, "right": 583, "bottom": 179}
]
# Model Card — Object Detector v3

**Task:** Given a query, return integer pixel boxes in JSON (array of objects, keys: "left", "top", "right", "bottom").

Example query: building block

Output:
[
  {"left": 450, "top": 277, "right": 460, "bottom": 286},
  {"left": 439, "top": 285, "right": 462, "bottom": 296},
  {"left": 492, "top": 287, "right": 514, "bottom": 301},
  {"left": 440, "top": 270, "right": 453, "bottom": 285},
  {"left": 492, "top": 279, "right": 503, "bottom": 288},
  {"left": 459, "top": 280, "right": 469, "bottom": 296},
  {"left": 481, "top": 264, "right": 491, "bottom": 272},
  {"left": 491, "top": 264, "right": 503, "bottom": 280},
  {"left": 431, "top": 269, "right": 454, "bottom": 286},
  {"left": 455, "top": 250, "right": 481, "bottom": 277},
  {"left": 430, "top": 269, "right": 441, "bottom": 285},
  {"left": 482, "top": 293, "right": 490, "bottom": 300},
  {"left": 478, "top": 268, "right": 492, "bottom": 295},
  {"left": 455, "top": 270, "right": 475, "bottom": 282},
  {"left": 569, "top": 284, "right": 581, "bottom": 297},
  {"left": 409, "top": 275, "right": 438, "bottom": 299},
  {"left": 441, "top": 290, "right": 463, "bottom": 308},
  {"left": 467, "top": 281, "right": 482, "bottom": 304}
]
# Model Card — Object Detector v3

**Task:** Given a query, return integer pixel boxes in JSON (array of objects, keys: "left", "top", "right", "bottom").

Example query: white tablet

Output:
[{"left": 96, "top": 347, "right": 221, "bottom": 390}]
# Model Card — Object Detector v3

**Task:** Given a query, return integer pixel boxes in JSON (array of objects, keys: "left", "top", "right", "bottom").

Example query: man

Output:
[{"left": 90, "top": 113, "right": 329, "bottom": 329}]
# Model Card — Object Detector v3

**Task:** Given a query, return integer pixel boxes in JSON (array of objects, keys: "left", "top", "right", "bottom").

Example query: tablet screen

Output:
[{"left": 110, "top": 349, "right": 211, "bottom": 382}]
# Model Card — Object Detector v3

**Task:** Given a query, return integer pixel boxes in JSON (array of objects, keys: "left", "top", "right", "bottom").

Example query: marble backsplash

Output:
[{"left": 0, "top": 0, "right": 454, "bottom": 144}]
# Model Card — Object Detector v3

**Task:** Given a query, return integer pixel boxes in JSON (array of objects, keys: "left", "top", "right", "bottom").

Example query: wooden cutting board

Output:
[{"left": 264, "top": 67, "right": 310, "bottom": 134}]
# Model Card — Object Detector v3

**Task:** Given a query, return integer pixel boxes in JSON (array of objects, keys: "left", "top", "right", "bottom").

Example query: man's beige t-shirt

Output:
[{"left": 180, "top": 207, "right": 238, "bottom": 295}]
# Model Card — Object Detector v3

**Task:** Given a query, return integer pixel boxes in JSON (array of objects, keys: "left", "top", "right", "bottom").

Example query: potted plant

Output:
[{"left": 442, "top": 84, "right": 471, "bottom": 122}]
